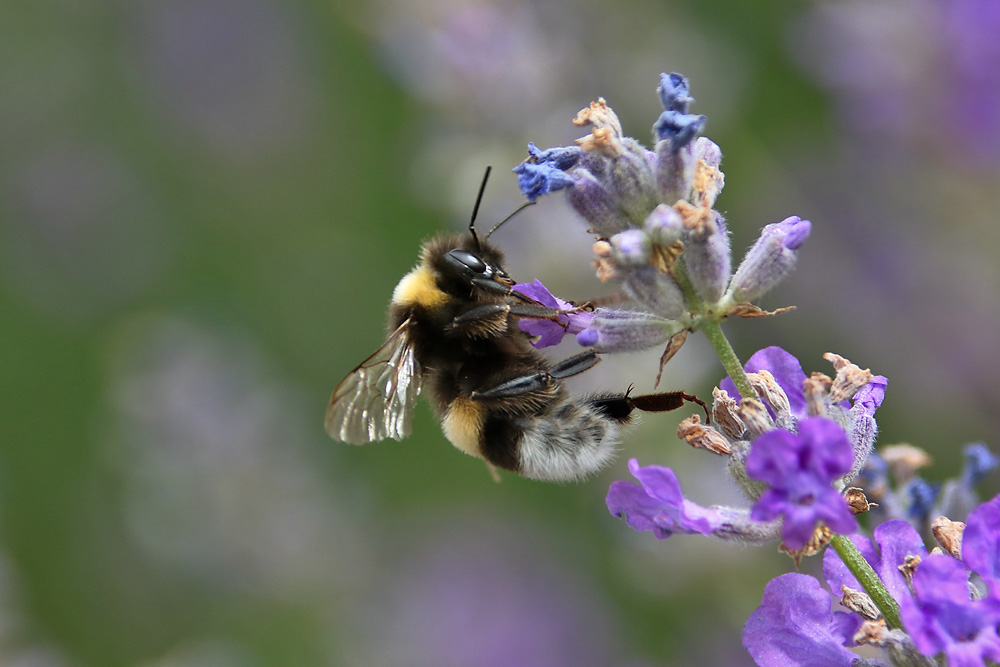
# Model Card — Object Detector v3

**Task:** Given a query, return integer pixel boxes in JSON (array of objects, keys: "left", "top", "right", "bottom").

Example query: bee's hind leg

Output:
[{"left": 588, "top": 390, "right": 709, "bottom": 422}]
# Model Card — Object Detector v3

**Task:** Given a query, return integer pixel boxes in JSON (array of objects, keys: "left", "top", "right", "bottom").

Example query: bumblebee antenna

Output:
[
  {"left": 485, "top": 200, "right": 536, "bottom": 241},
  {"left": 468, "top": 166, "right": 492, "bottom": 252}
]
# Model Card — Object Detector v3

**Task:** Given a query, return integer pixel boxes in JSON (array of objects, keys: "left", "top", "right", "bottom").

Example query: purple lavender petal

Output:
[
  {"left": 963, "top": 494, "right": 1000, "bottom": 583},
  {"left": 512, "top": 280, "right": 594, "bottom": 349},
  {"left": 514, "top": 161, "right": 576, "bottom": 201},
  {"left": 657, "top": 72, "right": 694, "bottom": 113},
  {"left": 899, "top": 554, "right": 1000, "bottom": 666},
  {"left": 822, "top": 532, "right": 877, "bottom": 595},
  {"left": 852, "top": 375, "right": 887, "bottom": 418},
  {"left": 525, "top": 142, "right": 583, "bottom": 170},
  {"left": 606, "top": 459, "right": 725, "bottom": 539},
  {"left": 512, "top": 278, "right": 563, "bottom": 308},
  {"left": 747, "top": 418, "right": 857, "bottom": 549},
  {"left": 720, "top": 346, "right": 808, "bottom": 418},
  {"left": 743, "top": 573, "right": 859, "bottom": 667}
]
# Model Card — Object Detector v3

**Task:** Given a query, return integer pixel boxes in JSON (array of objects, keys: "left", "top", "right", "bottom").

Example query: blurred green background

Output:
[{"left": 2, "top": 0, "right": 999, "bottom": 665}]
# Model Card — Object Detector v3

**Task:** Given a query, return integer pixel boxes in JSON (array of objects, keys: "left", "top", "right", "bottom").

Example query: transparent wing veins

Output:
[{"left": 324, "top": 319, "right": 422, "bottom": 444}]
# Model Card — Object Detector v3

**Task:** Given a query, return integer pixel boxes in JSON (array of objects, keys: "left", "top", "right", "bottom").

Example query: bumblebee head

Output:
[
  {"left": 443, "top": 244, "right": 513, "bottom": 286},
  {"left": 398, "top": 166, "right": 530, "bottom": 305},
  {"left": 418, "top": 233, "right": 511, "bottom": 299}
]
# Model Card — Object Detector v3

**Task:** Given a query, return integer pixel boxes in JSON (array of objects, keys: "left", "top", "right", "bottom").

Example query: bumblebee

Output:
[{"left": 325, "top": 175, "right": 703, "bottom": 481}]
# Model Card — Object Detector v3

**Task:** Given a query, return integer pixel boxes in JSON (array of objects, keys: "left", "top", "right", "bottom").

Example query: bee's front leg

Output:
[{"left": 450, "top": 302, "right": 563, "bottom": 338}]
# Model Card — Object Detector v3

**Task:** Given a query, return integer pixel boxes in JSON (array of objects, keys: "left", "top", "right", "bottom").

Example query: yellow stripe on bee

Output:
[
  {"left": 391, "top": 267, "right": 448, "bottom": 309},
  {"left": 442, "top": 398, "right": 485, "bottom": 459}
]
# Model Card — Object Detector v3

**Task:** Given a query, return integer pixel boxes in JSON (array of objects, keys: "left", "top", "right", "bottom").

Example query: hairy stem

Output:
[
  {"left": 830, "top": 534, "right": 902, "bottom": 629},
  {"left": 700, "top": 318, "right": 754, "bottom": 399}
]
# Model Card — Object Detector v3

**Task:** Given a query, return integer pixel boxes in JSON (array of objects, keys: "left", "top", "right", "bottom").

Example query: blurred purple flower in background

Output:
[
  {"left": 126, "top": 0, "right": 317, "bottom": 158},
  {"left": 1, "top": 144, "right": 172, "bottom": 321},
  {"left": 348, "top": 516, "right": 631, "bottom": 667},
  {"left": 108, "top": 315, "right": 367, "bottom": 596},
  {"left": 368, "top": 0, "right": 577, "bottom": 129},
  {"left": 794, "top": 0, "right": 1000, "bottom": 165},
  {"left": 782, "top": 0, "right": 1000, "bottom": 444}
]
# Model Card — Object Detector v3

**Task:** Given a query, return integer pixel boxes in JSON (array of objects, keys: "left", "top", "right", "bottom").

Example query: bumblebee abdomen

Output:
[
  {"left": 441, "top": 397, "right": 486, "bottom": 459},
  {"left": 478, "top": 400, "right": 631, "bottom": 482}
]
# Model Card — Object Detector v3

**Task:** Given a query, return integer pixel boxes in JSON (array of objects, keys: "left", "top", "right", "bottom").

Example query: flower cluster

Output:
[
  {"left": 607, "top": 347, "right": 886, "bottom": 552},
  {"left": 746, "top": 494, "right": 1000, "bottom": 667},
  {"left": 512, "top": 73, "right": 810, "bottom": 366},
  {"left": 511, "top": 72, "right": 1000, "bottom": 667}
]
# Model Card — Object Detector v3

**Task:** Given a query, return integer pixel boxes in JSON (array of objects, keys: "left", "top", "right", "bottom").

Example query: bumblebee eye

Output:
[{"left": 446, "top": 249, "right": 488, "bottom": 274}]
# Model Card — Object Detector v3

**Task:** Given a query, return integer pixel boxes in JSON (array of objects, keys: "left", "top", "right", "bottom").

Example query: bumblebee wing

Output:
[{"left": 324, "top": 318, "right": 422, "bottom": 444}]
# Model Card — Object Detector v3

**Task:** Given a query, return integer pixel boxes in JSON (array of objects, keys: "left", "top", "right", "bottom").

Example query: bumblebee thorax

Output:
[{"left": 391, "top": 266, "right": 449, "bottom": 309}]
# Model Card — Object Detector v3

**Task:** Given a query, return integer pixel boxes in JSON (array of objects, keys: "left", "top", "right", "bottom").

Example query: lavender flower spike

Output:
[{"left": 728, "top": 216, "right": 812, "bottom": 304}]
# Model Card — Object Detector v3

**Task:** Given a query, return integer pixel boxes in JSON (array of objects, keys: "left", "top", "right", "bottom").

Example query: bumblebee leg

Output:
[
  {"left": 470, "top": 350, "right": 600, "bottom": 401},
  {"left": 631, "top": 391, "right": 710, "bottom": 421},
  {"left": 588, "top": 390, "right": 709, "bottom": 422},
  {"left": 470, "top": 371, "right": 552, "bottom": 400},
  {"left": 451, "top": 301, "right": 577, "bottom": 339},
  {"left": 453, "top": 302, "right": 561, "bottom": 327},
  {"left": 470, "top": 276, "right": 515, "bottom": 295},
  {"left": 548, "top": 349, "right": 600, "bottom": 379}
]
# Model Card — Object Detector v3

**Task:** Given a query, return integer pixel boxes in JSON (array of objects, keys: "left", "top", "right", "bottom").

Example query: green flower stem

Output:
[
  {"left": 699, "top": 318, "right": 754, "bottom": 399},
  {"left": 830, "top": 534, "right": 902, "bottom": 629}
]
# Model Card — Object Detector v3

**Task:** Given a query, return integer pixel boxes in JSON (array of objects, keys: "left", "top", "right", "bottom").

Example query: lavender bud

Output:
[
  {"left": 609, "top": 138, "right": 659, "bottom": 224},
  {"left": 692, "top": 136, "right": 722, "bottom": 169},
  {"left": 728, "top": 216, "right": 811, "bottom": 303},
  {"left": 657, "top": 72, "right": 694, "bottom": 113},
  {"left": 690, "top": 137, "right": 725, "bottom": 208},
  {"left": 566, "top": 170, "right": 631, "bottom": 236},
  {"left": 610, "top": 229, "right": 650, "bottom": 264},
  {"left": 643, "top": 204, "right": 684, "bottom": 246},
  {"left": 654, "top": 138, "right": 695, "bottom": 205},
  {"left": 620, "top": 265, "right": 685, "bottom": 319},
  {"left": 576, "top": 308, "right": 680, "bottom": 352},
  {"left": 681, "top": 208, "right": 731, "bottom": 304}
]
